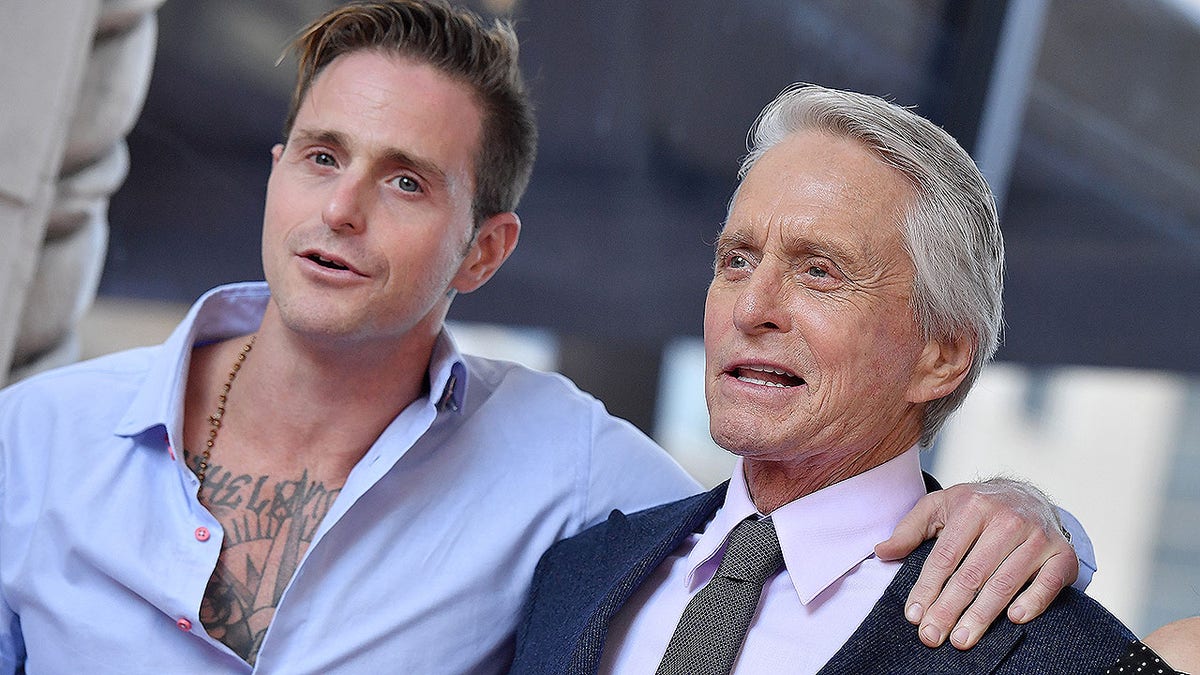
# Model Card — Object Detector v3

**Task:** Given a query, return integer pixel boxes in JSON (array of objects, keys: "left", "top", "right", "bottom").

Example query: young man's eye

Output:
[
  {"left": 393, "top": 175, "right": 421, "bottom": 193},
  {"left": 312, "top": 152, "right": 335, "bottom": 166}
]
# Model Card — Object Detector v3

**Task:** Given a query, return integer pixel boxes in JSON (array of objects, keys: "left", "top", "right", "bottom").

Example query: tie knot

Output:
[{"left": 714, "top": 517, "right": 783, "bottom": 584}]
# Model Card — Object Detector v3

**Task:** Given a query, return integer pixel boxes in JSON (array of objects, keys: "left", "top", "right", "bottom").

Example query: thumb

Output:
[{"left": 875, "top": 492, "right": 944, "bottom": 560}]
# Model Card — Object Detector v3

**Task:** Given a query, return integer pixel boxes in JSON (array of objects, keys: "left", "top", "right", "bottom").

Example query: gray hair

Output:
[{"left": 738, "top": 83, "right": 1004, "bottom": 446}]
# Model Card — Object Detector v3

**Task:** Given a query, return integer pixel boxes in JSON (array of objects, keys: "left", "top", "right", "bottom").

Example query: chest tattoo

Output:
[{"left": 190, "top": 457, "right": 342, "bottom": 664}]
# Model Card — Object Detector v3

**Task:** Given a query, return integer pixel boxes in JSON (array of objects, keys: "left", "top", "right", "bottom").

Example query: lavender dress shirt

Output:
[{"left": 600, "top": 449, "right": 929, "bottom": 673}]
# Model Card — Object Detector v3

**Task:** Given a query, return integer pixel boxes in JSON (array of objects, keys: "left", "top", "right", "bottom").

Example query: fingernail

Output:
[
  {"left": 920, "top": 624, "right": 944, "bottom": 646},
  {"left": 1010, "top": 605, "right": 1027, "bottom": 622},
  {"left": 951, "top": 626, "right": 970, "bottom": 647},
  {"left": 905, "top": 603, "right": 923, "bottom": 623}
]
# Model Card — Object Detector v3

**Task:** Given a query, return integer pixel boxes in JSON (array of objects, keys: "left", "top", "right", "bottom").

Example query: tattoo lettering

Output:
[{"left": 190, "top": 458, "right": 341, "bottom": 664}]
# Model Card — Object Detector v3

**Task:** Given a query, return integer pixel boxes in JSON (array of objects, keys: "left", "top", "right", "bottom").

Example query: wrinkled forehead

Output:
[{"left": 720, "top": 131, "right": 916, "bottom": 254}]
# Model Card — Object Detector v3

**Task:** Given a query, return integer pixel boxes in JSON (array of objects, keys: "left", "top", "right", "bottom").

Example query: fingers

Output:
[
  {"left": 1006, "top": 548, "right": 1077, "bottom": 624},
  {"left": 905, "top": 520, "right": 985, "bottom": 628},
  {"left": 882, "top": 478, "right": 1081, "bottom": 650},
  {"left": 883, "top": 487, "right": 986, "bottom": 630},
  {"left": 914, "top": 512, "right": 1077, "bottom": 650},
  {"left": 875, "top": 491, "right": 946, "bottom": 562},
  {"left": 926, "top": 534, "right": 1045, "bottom": 649},
  {"left": 909, "top": 515, "right": 998, "bottom": 647}
]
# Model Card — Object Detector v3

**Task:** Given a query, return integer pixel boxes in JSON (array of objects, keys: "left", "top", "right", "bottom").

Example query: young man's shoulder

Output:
[{"left": 461, "top": 353, "right": 593, "bottom": 403}]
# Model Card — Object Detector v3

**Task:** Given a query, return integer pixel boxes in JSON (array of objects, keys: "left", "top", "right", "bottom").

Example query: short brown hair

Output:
[{"left": 283, "top": 0, "right": 537, "bottom": 222}]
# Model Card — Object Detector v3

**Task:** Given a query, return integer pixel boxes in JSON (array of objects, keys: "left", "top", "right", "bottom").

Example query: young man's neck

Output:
[{"left": 187, "top": 314, "right": 440, "bottom": 475}]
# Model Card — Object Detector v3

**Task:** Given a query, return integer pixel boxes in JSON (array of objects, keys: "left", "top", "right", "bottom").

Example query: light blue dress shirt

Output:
[{"left": 0, "top": 283, "right": 701, "bottom": 674}]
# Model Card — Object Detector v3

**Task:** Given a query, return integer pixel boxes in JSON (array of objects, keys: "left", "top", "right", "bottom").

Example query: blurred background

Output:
[{"left": 3, "top": 0, "right": 1198, "bottom": 637}]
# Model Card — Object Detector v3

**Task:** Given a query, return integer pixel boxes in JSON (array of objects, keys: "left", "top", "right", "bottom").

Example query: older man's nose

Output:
[{"left": 732, "top": 269, "right": 791, "bottom": 335}]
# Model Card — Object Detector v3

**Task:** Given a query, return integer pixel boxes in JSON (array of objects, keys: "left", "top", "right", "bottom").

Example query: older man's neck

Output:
[{"left": 743, "top": 437, "right": 918, "bottom": 514}]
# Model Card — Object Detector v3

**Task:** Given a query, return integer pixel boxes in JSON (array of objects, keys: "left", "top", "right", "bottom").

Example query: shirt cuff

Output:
[{"left": 1056, "top": 505, "right": 1095, "bottom": 590}]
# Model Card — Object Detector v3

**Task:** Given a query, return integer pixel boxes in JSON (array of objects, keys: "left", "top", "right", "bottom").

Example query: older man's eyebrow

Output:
[
  {"left": 779, "top": 229, "right": 860, "bottom": 265},
  {"left": 714, "top": 229, "right": 757, "bottom": 252}
]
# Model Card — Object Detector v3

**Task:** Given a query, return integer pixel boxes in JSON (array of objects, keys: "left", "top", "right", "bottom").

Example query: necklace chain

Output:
[{"left": 196, "top": 335, "right": 256, "bottom": 487}]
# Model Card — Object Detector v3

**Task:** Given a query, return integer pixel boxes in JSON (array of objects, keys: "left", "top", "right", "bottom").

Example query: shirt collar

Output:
[
  {"left": 114, "top": 282, "right": 471, "bottom": 440},
  {"left": 115, "top": 282, "right": 270, "bottom": 440},
  {"left": 684, "top": 446, "right": 926, "bottom": 605},
  {"left": 428, "top": 330, "right": 467, "bottom": 413}
]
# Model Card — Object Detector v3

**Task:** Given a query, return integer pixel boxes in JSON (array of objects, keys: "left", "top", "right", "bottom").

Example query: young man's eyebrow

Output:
[
  {"left": 380, "top": 148, "right": 446, "bottom": 183},
  {"left": 289, "top": 128, "right": 447, "bottom": 183},
  {"left": 289, "top": 128, "right": 347, "bottom": 150}
]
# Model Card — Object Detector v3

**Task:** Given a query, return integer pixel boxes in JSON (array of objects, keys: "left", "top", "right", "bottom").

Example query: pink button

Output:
[
  {"left": 176, "top": 618, "right": 192, "bottom": 631},
  {"left": 194, "top": 527, "right": 210, "bottom": 542}
]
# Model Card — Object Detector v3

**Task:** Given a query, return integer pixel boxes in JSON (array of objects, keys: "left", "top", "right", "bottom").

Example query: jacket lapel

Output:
[
  {"left": 569, "top": 483, "right": 729, "bottom": 674},
  {"left": 818, "top": 540, "right": 1025, "bottom": 674}
]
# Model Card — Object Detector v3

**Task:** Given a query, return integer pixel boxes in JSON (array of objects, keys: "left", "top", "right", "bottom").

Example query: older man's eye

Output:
[
  {"left": 807, "top": 265, "right": 828, "bottom": 277},
  {"left": 728, "top": 254, "right": 749, "bottom": 268}
]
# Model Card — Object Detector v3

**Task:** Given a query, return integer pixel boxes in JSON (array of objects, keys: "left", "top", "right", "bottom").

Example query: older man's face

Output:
[{"left": 703, "top": 129, "right": 938, "bottom": 472}]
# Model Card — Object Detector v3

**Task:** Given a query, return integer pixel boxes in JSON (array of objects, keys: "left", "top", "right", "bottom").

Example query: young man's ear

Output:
[
  {"left": 907, "top": 333, "right": 974, "bottom": 404},
  {"left": 452, "top": 211, "right": 521, "bottom": 294}
]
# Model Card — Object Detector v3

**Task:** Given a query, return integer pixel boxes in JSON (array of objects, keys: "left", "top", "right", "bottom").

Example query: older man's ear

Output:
[{"left": 906, "top": 334, "right": 974, "bottom": 404}]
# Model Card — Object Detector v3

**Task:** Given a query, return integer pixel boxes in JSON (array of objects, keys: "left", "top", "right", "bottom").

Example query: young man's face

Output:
[{"left": 261, "top": 50, "right": 486, "bottom": 349}]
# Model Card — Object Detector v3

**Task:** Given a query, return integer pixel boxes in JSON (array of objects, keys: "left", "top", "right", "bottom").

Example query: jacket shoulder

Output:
[
  {"left": 823, "top": 540, "right": 1134, "bottom": 674},
  {"left": 510, "top": 487, "right": 723, "bottom": 675},
  {"left": 997, "top": 585, "right": 1134, "bottom": 672}
]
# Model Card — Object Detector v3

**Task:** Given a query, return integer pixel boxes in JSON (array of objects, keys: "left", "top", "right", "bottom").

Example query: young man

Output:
[{"left": 0, "top": 2, "right": 1089, "bottom": 672}]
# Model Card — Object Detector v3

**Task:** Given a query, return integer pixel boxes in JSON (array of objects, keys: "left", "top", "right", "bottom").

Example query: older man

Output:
[{"left": 508, "top": 84, "right": 1133, "bottom": 674}]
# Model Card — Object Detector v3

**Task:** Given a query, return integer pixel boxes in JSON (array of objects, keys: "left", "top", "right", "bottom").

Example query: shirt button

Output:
[
  {"left": 177, "top": 618, "right": 192, "bottom": 631},
  {"left": 194, "top": 527, "right": 210, "bottom": 542}
]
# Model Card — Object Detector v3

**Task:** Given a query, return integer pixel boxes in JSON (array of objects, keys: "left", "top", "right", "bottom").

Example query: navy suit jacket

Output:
[{"left": 510, "top": 483, "right": 1134, "bottom": 674}]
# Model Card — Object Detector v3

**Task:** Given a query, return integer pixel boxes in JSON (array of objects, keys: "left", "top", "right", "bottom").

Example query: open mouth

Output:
[
  {"left": 306, "top": 253, "right": 350, "bottom": 271},
  {"left": 731, "top": 365, "right": 805, "bottom": 388}
]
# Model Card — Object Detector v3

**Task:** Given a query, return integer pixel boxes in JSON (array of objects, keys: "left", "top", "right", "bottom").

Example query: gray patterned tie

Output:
[{"left": 655, "top": 516, "right": 785, "bottom": 675}]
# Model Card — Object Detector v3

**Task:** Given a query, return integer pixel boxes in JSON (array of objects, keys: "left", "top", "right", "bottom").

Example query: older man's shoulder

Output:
[
  {"left": 866, "top": 539, "right": 1135, "bottom": 673},
  {"left": 543, "top": 484, "right": 724, "bottom": 565},
  {"left": 1005, "top": 583, "right": 1135, "bottom": 670}
]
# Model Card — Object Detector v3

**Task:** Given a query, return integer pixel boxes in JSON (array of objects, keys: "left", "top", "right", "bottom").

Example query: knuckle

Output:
[
  {"left": 928, "top": 544, "right": 962, "bottom": 572},
  {"left": 1026, "top": 528, "right": 1052, "bottom": 547},
  {"left": 982, "top": 569, "right": 1022, "bottom": 598},
  {"left": 991, "top": 509, "right": 1027, "bottom": 532},
  {"left": 1013, "top": 587, "right": 1052, "bottom": 617},
  {"left": 950, "top": 564, "right": 989, "bottom": 593},
  {"left": 963, "top": 600, "right": 1002, "bottom": 627},
  {"left": 1037, "top": 566, "right": 1072, "bottom": 592},
  {"left": 925, "top": 599, "right": 964, "bottom": 627},
  {"left": 909, "top": 577, "right": 940, "bottom": 600},
  {"left": 965, "top": 488, "right": 992, "bottom": 504}
]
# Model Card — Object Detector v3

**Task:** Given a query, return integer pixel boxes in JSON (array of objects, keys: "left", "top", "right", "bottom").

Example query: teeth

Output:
[
  {"left": 735, "top": 375, "right": 789, "bottom": 387},
  {"left": 743, "top": 365, "right": 795, "bottom": 377}
]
